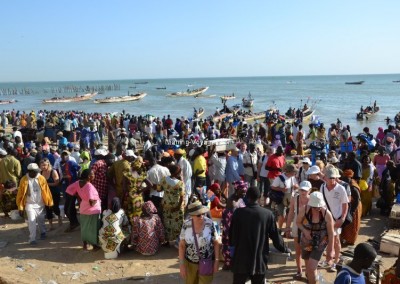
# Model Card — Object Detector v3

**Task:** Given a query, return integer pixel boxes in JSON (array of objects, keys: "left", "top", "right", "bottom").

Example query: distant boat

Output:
[
  {"left": 134, "top": 82, "right": 148, "bottom": 84},
  {"left": 129, "top": 86, "right": 137, "bottom": 89},
  {"left": 220, "top": 94, "right": 236, "bottom": 104},
  {"left": 0, "top": 99, "right": 17, "bottom": 105},
  {"left": 156, "top": 87, "right": 166, "bottom": 90},
  {"left": 345, "top": 81, "right": 365, "bottom": 85},
  {"left": 43, "top": 92, "right": 97, "bottom": 103},
  {"left": 166, "top": 86, "right": 209, "bottom": 97},
  {"left": 393, "top": 80, "right": 400, "bottom": 83},
  {"left": 242, "top": 93, "right": 254, "bottom": 108},
  {"left": 94, "top": 92, "right": 147, "bottom": 103}
]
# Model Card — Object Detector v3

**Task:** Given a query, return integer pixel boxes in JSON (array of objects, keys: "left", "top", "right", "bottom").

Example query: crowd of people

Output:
[{"left": 1, "top": 108, "right": 400, "bottom": 283}]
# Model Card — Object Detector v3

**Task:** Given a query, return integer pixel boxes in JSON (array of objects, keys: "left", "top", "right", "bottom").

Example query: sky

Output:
[{"left": 1, "top": 0, "right": 400, "bottom": 82}]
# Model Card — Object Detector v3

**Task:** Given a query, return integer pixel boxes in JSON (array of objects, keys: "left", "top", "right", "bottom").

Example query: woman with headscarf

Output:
[
  {"left": 160, "top": 164, "right": 185, "bottom": 244},
  {"left": 69, "top": 169, "right": 101, "bottom": 250},
  {"left": 121, "top": 156, "right": 151, "bottom": 221},
  {"left": 99, "top": 197, "right": 130, "bottom": 259},
  {"left": 340, "top": 169, "right": 362, "bottom": 246},
  {"left": 221, "top": 180, "right": 248, "bottom": 270},
  {"left": 373, "top": 147, "right": 390, "bottom": 179},
  {"left": 360, "top": 155, "right": 376, "bottom": 216},
  {"left": 131, "top": 201, "right": 165, "bottom": 255}
]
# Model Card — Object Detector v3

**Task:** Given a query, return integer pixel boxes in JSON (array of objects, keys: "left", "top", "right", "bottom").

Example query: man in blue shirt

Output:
[{"left": 334, "top": 243, "right": 376, "bottom": 284}]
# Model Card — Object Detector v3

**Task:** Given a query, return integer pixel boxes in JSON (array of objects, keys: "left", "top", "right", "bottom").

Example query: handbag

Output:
[
  {"left": 192, "top": 219, "right": 214, "bottom": 276},
  {"left": 268, "top": 175, "right": 286, "bottom": 204}
]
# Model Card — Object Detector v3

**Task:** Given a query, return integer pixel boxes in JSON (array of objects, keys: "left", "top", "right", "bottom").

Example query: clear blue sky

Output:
[{"left": 1, "top": 0, "right": 399, "bottom": 82}]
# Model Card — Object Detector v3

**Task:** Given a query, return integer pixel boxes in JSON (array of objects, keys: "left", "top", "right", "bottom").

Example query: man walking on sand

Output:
[{"left": 229, "top": 186, "right": 290, "bottom": 284}]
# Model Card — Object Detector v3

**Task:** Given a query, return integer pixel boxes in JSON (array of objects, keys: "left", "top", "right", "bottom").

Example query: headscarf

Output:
[
  {"left": 142, "top": 201, "right": 157, "bottom": 216},
  {"left": 111, "top": 197, "right": 121, "bottom": 214},
  {"left": 233, "top": 180, "right": 249, "bottom": 192},
  {"left": 343, "top": 169, "right": 354, "bottom": 178},
  {"left": 131, "top": 156, "right": 144, "bottom": 171}
]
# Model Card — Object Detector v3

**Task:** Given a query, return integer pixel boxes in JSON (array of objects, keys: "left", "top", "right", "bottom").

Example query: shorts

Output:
[
  {"left": 302, "top": 247, "right": 325, "bottom": 261},
  {"left": 273, "top": 193, "right": 292, "bottom": 217}
]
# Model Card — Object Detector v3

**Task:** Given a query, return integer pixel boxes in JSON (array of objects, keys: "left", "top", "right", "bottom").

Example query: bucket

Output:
[
  {"left": 104, "top": 251, "right": 118, "bottom": 259},
  {"left": 10, "top": 210, "right": 23, "bottom": 221}
]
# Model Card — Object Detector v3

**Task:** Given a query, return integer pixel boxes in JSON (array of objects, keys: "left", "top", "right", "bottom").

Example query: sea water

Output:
[{"left": 1, "top": 74, "right": 400, "bottom": 135}]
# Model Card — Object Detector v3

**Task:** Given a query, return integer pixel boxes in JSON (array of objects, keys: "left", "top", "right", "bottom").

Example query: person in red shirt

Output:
[{"left": 265, "top": 146, "right": 286, "bottom": 181}]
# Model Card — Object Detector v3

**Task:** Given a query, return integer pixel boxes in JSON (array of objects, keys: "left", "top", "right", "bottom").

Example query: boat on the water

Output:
[
  {"left": 134, "top": 82, "right": 148, "bottom": 84},
  {"left": 166, "top": 86, "right": 209, "bottom": 97},
  {"left": 193, "top": 107, "right": 204, "bottom": 119},
  {"left": 43, "top": 92, "right": 97, "bottom": 103},
  {"left": 242, "top": 93, "right": 254, "bottom": 108},
  {"left": 156, "top": 87, "right": 166, "bottom": 90},
  {"left": 345, "top": 81, "right": 365, "bottom": 85},
  {"left": 220, "top": 94, "right": 236, "bottom": 103},
  {"left": 0, "top": 99, "right": 17, "bottom": 105},
  {"left": 393, "top": 80, "right": 400, "bottom": 83},
  {"left": 356, "top": 101, "right": 379, "bottom": 120},
  {"left": 94, "top": 92, "right": 147, "bottom": 103}
]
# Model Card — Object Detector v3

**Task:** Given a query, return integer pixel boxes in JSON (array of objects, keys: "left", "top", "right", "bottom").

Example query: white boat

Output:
[
  {"left": 0, "top": 99, "right": 16, "bottom": 105},
  {"left": 220, "top": 94, "right": 236, "bottom": 102},
  {"left": 94, "top": 92, "right": 147, "bottom": 103},
  {"left": 242, "top": 93, "right": 254, "bottom": 107},
  {"left": 166, "top": 86, "right": 209, "bottom": 97},
  {"left": 43, "top": 92, "right": 97, "bottom": 103}
]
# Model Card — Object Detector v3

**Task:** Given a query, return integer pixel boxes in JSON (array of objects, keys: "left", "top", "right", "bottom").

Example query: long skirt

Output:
[
  {"left": 80, "top": 214, "right": 100, "bottom": 245},
  {"left": 163, "top": 208, "right": 184, "bottom": 242},
  {"left": 341, "top": 204, "right": 362, "bottom": 245},
  {"left": 361, "top": 189, "right": 373, "bottom": 217},
  {"left": 221, "top": 209, "right": 234, "bottom": 268}
]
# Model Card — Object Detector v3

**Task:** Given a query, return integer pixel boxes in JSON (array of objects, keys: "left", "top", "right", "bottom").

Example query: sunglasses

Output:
[{"left": 195, "top": 214, "right": 204, "bottom": 217}]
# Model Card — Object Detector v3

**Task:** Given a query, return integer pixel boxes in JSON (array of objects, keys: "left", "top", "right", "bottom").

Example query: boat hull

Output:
[
  {"left": 43, "top": 92, "right": 97, "bottom": 103},
  {"left": 167, "top": 87, "right": 209, "bottom": 97},
  {"left": 94, "top": 93, "right": 147, "bottom": 103}
]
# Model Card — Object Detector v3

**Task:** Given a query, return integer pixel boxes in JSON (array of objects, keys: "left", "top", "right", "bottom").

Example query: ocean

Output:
[{"left": 1, "top": 74, "right": 400, "bottom": 135}]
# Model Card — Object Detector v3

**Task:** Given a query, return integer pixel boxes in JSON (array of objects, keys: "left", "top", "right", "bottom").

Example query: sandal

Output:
[{"left": 293, "top": 271, "right": 302, "bottom": 280}]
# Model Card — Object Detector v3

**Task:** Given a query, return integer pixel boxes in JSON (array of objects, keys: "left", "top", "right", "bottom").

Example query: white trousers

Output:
[{"left": 25, "top": 206, "right": 46, "bottom": 242}]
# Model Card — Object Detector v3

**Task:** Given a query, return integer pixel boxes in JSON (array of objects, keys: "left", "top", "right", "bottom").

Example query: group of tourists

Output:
[{"left": 1, "top": 107, "right": 400, "bottom": 284}]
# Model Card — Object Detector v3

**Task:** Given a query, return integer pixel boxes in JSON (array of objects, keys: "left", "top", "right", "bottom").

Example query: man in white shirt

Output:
[
  {"left": 243, "top": 143, "right": 258, "bottom": 187},
  {"left": 298, "top": 157, "right": 311, "bottom": 182},
  {"left": 270, "top": 164, "right": 299, "bottom": 230},
  {"left": 147, "top": 156, "right": 170, "bottom": 213},
  {"left": 174, "top": 148, "right": 193, "bottom": 206},
  {"left": 257, "top": 146, "right": 273, "bottom": 206},
  {"left": 320, "top": 166, "right": 349, "bottom": 272}
]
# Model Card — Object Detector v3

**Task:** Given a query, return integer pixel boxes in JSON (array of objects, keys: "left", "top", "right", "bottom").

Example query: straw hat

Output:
[
  {"left": 308, "top": 192, "right": 326, "bottom": 208},
  {"left": 175, "top": 148, "right": 185, "bottom": 155},
  {"left": 326, "top": 167, "right": 341, "bottom": 178},
  {"left": 187, "top": 200, "right": 209, "bottom": 216}
]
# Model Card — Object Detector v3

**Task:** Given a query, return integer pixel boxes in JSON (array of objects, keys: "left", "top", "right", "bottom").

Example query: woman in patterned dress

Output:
[
  {"left": 160, "top": 165, "right": 185, "bottom": 243},
  {"left": 99, "top": 197, "right": 130, "bottom": 259},
  {"left": 221, "top": 180, "right": 248, "bottom": 270},
  {"left": 0, "top": 180, "right": 18, "bottom": 217},
  {"left": 131, "top": 201, "right": 165, "bottom": 255},
  {"left": 121, "top": 157, "right": 151, "bottom": 222}
]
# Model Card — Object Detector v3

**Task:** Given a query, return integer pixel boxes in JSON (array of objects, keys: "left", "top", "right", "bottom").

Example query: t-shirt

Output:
[
  {"left": 77, "top": 182, "right": 101, "bottom": 215},
  {"left": 271, "top": 173, "right": 298, "bottom": 194},
  {"left": 334, "top": 266, "right": 366, "bottom": 284},
  {"left": 320, "top": 182, "right": 349, "bottom": 220},
  {"left": 258, "top": 154, "right": 269, "bottom": 178},
  {"left": 193, "top": 155, "right": 207, "bottom": 178}
]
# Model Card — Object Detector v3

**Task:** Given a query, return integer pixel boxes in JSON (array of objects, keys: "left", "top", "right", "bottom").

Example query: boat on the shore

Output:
[
  {"left": 0, "top": 99, "right": 17, "bottom": 105},
  {"left": 242, "top": 93, "right": 254, "bottom": 108},
  {"left": 345, "top": 81, "right": 365, "bottom": 85},
  {"left": 94, "top": 92, "right": 147, "bottom": 103},
  {"left": 42, "top": 92, "right": 97, "bottom": 103},
  {"left": 166, "top": 86, "right": 209, "bottom": 97}
]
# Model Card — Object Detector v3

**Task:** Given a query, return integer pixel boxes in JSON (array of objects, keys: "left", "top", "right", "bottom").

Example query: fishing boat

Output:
[
  {"left": 134, "top": 81, "right": 148, "bottom": 84},
  {"left": 166, "top": 86, "right": 209, "bottom": 97},
  {"left": 356, "top": 101, "right": 379, "bottom": 120},
  {"left": 242, "top": 93, "right": 254, "bottom": 107},
  {"left": 0, "top": 99, "right": 17, "bottom": 105},
  {"left": 345, "top": 81, "right": 365, "bottom": 85},
  {"left": 193, "top": 107, "right": 204, "bottom": 119},
  {"left": 42, "top": 92, "right": 97, "bottom": 103},
  {"left": 393, "top": 80, "right": 400, "bottom": 83},
  {"left": 94, "top": 92, "right": 147, "bottom": 103},
  {"left": 156, "top": 87, "right": 166, "bottom": 90},
  {"left": 220, "top": 94, "right": 236, "bottom": 103}
]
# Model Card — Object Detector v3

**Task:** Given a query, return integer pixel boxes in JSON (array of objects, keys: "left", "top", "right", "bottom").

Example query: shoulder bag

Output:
[
  {"left": 322, "top": 184, "right": 352, "bottom": 228},
  {"left": 192, "top": 219, "right": 214, "bottom": 276}
]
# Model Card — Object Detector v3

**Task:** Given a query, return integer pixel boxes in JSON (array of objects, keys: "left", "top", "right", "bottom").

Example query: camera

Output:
[{"left": 311, "top": 234, "right": 320, "bottom": 250}]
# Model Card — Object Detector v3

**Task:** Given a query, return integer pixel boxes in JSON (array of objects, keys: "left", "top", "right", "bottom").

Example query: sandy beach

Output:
[{"left": 0, "top": 203, "right": 397, "bottom": 284}]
